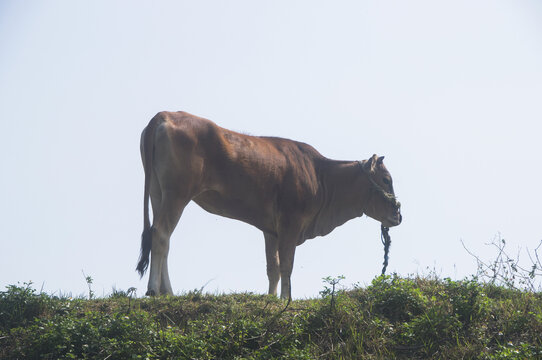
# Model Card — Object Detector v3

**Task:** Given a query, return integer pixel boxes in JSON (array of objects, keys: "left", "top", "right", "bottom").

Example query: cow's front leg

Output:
[
  {"left": 264, "top": 232, "right": 280, "bottom": 296},
  {"left": 278, "top": 238, "right": 297, "bottom": 300}
]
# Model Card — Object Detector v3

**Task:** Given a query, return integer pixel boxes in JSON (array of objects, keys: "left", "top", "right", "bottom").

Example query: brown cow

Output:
[{"left": 137, "top": 111, "right": 402, "bottom": 299}]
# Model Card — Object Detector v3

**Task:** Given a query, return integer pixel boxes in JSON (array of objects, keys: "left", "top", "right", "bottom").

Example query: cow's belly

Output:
[{"left": 193, "top": 190, "right": 275, "bottom": 235}]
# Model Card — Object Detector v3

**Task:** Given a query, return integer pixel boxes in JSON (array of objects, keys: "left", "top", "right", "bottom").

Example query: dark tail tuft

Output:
[{"left": 136, "top": 227, "right": 153, "bottom": 277}]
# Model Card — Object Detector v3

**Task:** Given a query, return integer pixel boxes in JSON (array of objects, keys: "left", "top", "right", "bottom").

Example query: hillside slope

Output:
[{"left": 1, "top": 276, "right": 541, "bottom": 359}]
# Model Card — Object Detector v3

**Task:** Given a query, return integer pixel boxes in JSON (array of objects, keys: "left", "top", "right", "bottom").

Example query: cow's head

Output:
[{"left": 361, "top": 154, "right": 402, "bottom": 227}]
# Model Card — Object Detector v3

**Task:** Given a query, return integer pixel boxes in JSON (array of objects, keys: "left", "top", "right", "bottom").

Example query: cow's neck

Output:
[{"left": 308, "top": 160, "right": 371, "bottom": 239}]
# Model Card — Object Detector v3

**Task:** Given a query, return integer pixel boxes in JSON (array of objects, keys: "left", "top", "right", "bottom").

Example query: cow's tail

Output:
[{"left": 136, "top": 114, "right": 163, "bottom": 277}]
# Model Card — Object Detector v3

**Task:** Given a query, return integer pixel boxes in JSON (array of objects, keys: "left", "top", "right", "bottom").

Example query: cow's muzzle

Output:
[{"left": 385, "top": 208, "right": 402, "bottom": 227}]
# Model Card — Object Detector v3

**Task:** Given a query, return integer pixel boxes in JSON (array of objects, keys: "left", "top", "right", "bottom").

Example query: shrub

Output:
[
  {"left": 0, "top": 282, "right": 48, "bottom": 330},
  {"left": 366, "top": 274, "right": 428, "bottom": 322}
]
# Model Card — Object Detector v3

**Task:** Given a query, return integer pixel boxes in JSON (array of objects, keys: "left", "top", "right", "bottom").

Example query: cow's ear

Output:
[
  {"left": 377, "top": 156, "right": 385, "bottom": 165},
  {"left": 363, "top": 154, "right": 378, "bottom": 173}
]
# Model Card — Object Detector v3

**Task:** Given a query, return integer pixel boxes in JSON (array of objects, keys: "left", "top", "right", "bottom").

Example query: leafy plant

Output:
[
  {"left": 367, "top": 274, "right": 428, "bottom": 322},
  {"left": 319, "top": 275, "right": 345, "bottom": 311},
  {"left": 0, "top": 282, "right": 48, "bottom": 330}
]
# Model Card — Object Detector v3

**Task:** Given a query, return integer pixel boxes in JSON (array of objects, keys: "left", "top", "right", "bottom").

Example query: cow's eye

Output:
[{"left": 382, "top": 178, "right": 391, "bottom": 186}]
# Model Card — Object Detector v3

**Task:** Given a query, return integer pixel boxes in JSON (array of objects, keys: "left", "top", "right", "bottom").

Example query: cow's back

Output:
[{"left": 149, "top": 111, "right": 326, "bottom": 235}]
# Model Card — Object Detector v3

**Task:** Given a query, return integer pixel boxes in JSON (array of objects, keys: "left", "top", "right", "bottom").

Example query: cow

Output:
[{"left": 136, "top": 111, "right": 402, "bottom": 299}]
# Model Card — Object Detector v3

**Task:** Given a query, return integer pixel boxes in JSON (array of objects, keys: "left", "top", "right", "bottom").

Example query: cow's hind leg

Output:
[
  {"left": 147, "top": 192, "right": 188, "bottom": 296},
  {"left": 160, "top": 256, "right": 173, "bottom": 294},
  {"left": 149, "top": 180, "right": 176, "bottom": 295},
  {"left": 264, "top": 232, "right": 280, "bottom": 296}
]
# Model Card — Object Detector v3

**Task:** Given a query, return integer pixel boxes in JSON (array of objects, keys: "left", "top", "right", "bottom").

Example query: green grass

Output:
[{"left": 1, "top": 276, "right": 541, "bottom": 359}]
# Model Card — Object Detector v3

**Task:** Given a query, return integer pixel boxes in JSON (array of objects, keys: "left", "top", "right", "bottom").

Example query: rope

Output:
[
  {"left": 355, "top": 161, "right": 397, "bottom": 276},
  {"left": 381, "top": 225, "right": 391, "bottom": 275}
]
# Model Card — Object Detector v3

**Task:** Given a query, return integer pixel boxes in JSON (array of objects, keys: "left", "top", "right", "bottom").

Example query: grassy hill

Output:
[{"left": 1, "top": 275, "right": 541, "bottom": 359}]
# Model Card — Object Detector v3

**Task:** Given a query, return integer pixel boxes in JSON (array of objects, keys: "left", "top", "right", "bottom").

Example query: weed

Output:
[
  {"left": 463, "top": 235, "right": 542, "bottom": 291},
  {"left": 81, "top": 271, "right": 94, "bottom": 300},
  {"left": 320, "top": 275, "right": 345, "bottom": 312}
]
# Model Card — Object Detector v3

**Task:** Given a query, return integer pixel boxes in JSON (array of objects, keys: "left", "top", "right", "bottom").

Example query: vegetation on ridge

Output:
[{"left": 1, "top": 274, "right": 541, "bottom": 359}]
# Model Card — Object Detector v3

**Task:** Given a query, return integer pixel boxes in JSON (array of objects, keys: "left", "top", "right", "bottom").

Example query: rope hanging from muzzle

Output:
[{"left": 381, "top": 225, "right": 391, "bottom": 275}]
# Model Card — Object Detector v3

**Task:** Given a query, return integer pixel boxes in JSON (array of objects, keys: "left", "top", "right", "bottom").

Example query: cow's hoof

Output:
[{"left": 145, "top": 289, "right": 156, "bottom": 296}]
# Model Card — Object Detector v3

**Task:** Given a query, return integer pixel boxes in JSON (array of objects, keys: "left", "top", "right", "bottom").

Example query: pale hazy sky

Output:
[{"left": 1, "top": 1, "right": 541, "bottom": 298}]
